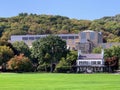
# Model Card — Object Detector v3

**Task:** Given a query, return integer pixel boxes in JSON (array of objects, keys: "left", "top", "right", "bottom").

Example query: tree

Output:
[
  {"left": 0, "top": 46, "right": 14, "bottom": 65},
  {"left": 66, "top": 51, "right": 77, "bottom": 71},
  {"left": 55, "top": 50, "right": 77, "bottom": 73},
  {"left": 92, "top": 47, "right": 102, "bottom": 53},
  {"left": 31, "top": 35, "right": 68, "bottom": 72},
  {"left": 54, "top": 58, "right": 70, "bottom": 73},
  {"left": 0, "top": 40, "right": 18, "bottom": 55},
  {"left": 104, "top": 46, "right": 120, "bottom": 72},
  {"left": 12, "top": 41, "right": 31, "bottom": 57},
  {"left": 104, "top": 46, "right": 120, "bottom": 59},
  {"left": 7, "top": 54, "right": 33, "bottom": 72},
  {"left": 0, "top": 46, "right": 14, "bottom": 71}
]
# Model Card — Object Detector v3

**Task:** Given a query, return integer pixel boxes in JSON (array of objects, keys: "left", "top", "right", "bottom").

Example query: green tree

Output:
[
  {"left": 12, "top": 41, "right": 31, "bottom": 57},
  {"left": 92, "top": 47, "right": 102, "bottom": 53},
  {"left": 104, "top": 46, "right": 120, "bottom": 59},
  {"left": 66, "top": 51, "right": 77, "bottom": 67},
  {"left": 55, "top": 57, "right": 70, "bottom": 73},
  {"left": 0, "top": 46, "right": 14, "bottom": 65},
  {"left": 0, "top": 46, "right": 14, "bottom": 71},
  {"left": 0, "top": 40, "right": 18, "bottom": 55},
  {"left": 31, "top": 35, "right": 68, "bottom": 72},
  {"left": 55, "top": 50, "right": 77, "bottom": 73}
]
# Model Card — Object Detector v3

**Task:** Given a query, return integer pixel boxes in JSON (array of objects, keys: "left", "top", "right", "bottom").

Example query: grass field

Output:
[{"left": 0, "top": 73, "right": 120, "bottom": 90}]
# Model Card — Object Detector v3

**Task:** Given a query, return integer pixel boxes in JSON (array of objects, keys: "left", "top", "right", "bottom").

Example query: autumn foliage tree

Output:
[{"left": 7, "top": 54, "right": 33, "bottom": 72}]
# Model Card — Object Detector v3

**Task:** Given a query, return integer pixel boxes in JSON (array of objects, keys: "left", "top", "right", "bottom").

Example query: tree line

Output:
[{"left": 0, "top": 13, "right": 120, "bottom": 42}]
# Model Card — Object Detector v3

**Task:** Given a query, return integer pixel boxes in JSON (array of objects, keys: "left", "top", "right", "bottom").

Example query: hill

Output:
[{"left": 0, "top": 13, "right": 120, "bottom": 42}]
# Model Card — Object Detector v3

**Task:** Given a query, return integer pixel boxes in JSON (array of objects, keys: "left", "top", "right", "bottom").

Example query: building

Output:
[
  {"left": 9, "top": 30, "right": 120, "bottom": 52},
  {"left": 76, "top": 50, "right": 105, "bottom": 73},
  {"left": 9, "top": 30, "right": 103, "bottom": 51},
  {"left": 10, "top": 34, "right": 79, "bottom": 49},
  {"left": 76, "top": 30, "right": 103, "bottom": 53}
]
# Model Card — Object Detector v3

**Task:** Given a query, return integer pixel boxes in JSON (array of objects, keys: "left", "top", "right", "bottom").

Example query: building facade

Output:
[
  {"left": 10, "top": 30, "right": 103, "bottom": 50},
  {"left": 9, "top": 30, "right": 120, "bottom": 52},
  {"left": 76, "top": 50, "right": 105, "bottom": 73},
  {"left": 10, "top": 34, "right": 79, "bottom": 49},
  {"left": 76, "top": 30, "right": 103, "bottom": 53}
]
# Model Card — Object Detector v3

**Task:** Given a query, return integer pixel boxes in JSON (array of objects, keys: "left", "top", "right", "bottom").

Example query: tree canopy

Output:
[
  {"left": 0, "top": 46, "right": 14, "bottom": 65},
  {"left": 12, "top": 41, "right": 31, "bottom": 57},
  {"left": 0, "top": 13, "right": 120, "bottom": 42},
  {"left": 31, "top": 35, "right": 68, "bottom": 71}
]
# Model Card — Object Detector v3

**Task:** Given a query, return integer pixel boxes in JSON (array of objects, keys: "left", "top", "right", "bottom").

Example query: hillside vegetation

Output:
[{"left": 0, "top": 13, "right": 120, "bottom": 42}]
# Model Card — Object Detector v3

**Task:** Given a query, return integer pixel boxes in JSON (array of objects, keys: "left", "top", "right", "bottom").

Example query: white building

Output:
[{"left": 76, "top": 50, "right": 105, "bottom": 73}]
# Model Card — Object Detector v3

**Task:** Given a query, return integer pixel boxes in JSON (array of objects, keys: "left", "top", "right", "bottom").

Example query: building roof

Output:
[{"left": 78, "top": 54, "right": 103, "bottom": 59}]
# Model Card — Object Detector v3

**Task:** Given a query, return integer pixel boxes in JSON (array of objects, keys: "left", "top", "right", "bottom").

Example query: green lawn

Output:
[{"left": 0, "top": 73, "right": 120, "bottom": 90}]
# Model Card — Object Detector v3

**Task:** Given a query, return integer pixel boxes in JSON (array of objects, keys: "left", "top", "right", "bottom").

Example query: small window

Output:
[
  {"left": 69, "top": 36, "right": 74, "bottom": 39},
  {"left": 79, "top": 61, "right": 82, "bottom": 65},
  {"left": 91, "top": 61, "right": 96, "bottom": 65},
  {"left": 97, "top": 61, "right": 101, "bottom": 64},
  {"left": 29, "top": 37, "right": 34, "bottom": 40},
  {"left": 90, "top": 32, "right": 95, "bottom": 40},
  {"left": 62, "top": 36, "right": 67, "bottom": 39},
  {"left": 35, "top": 37, "right": 40, "bottom": 40},
  {"left": 22, "top": 37, "right": 28, "bottom": 40},
  {"left": 80, "top": 32, "right": 86, "bottom": 42},
  {"left": 75, "top": 36, "right": 79, "bottom": 39}
]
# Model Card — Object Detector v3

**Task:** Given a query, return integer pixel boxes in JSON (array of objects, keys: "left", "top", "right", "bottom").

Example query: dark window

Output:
[
  {"left": 29, "top": 37, "right": 34, "bottom": 40},
  {"left": 91, "top": 61, "right": 96, "bottom": 65},
  {"left": 69, "top": 36, "right": 74, "bottom": 39},
  {"left": 35, "top": 37, "right": 40, "bottom": 40},
  {"left": 62, "top": 36, "right": 67, "bottom": 39},
  {"left": 97, "top": 61, "right": 101, "bottom": 64},
  {"left": 22, "top": 37, "right": 28, "bottom": 40}
]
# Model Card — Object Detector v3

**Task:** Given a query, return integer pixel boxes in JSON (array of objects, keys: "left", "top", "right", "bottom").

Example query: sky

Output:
[{"left": 0, "top": 0, "right": 120, "bottom": 20}]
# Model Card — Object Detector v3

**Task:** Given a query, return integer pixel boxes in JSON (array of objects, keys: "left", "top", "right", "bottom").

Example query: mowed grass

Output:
[{"left": 0, "top": 73, "right": 120, "bottom": 90}]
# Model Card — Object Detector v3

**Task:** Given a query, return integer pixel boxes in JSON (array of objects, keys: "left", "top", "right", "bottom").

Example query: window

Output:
[
  {"left": 79, "top": 61, "right": 88, "bottom": 65},
  {"left": 22, "top": 37, "right": 28, "bottom": 40},
  {"left": 79, "top": 61, "right": 82, "bottom": 65},
  {"left": 29, "top": 37, "right": 34, "bottom": 40},
  {"left": 69, "top": 36, "right": 74, "bottom": 39},
  {"left": 97, "top": 61, "right": 101, "bottom": 64},
  {"left": 91, "top": 61, "right": 96, "bottom": 65},
  {"left": 35, "top": 37, "right": 40, "bottom": 40},
  {"left": 80, "top": 32, "right": 86, "bottom": 42},
  {"left": 62, "top": 36, "right": 67, "bottom": 39},
  {"left": 90, "top": 32, "right": 95, "bottom": 40}
]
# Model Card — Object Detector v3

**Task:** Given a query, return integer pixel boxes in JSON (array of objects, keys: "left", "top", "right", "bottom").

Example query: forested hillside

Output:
[{"left": 0, "top": 13, "right": 120, "bottom": 42}]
